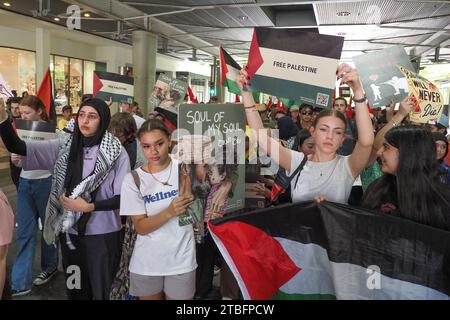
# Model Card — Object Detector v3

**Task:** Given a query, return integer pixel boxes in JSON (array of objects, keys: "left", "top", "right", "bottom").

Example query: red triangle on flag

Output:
[
  {"left": 209, "top": 221, "right": 301, "bottom": 300},
  {"left": 93, "top": 72, "right": 104, "bottom": 97},
  {"left": 36, "top": 68, "right": 52, "bottom": 115},
  {"left": 247, "top": 31, "right": 264, "bottom": 79},
  {"left": 187, "top": 86, "right": 198, "bottom": 103}
]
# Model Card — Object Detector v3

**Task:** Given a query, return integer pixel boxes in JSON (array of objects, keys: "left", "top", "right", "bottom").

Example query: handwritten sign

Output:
[{"left": 398, "top": 66, "right": 443, "bottom": 124}]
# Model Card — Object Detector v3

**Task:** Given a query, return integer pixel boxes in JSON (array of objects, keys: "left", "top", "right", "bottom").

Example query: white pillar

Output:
[
  {"left": 35, "top": 28, "right": 51, "bottom": 91},
  {"left": 132, "top": 30, "right": 158, "bottom": 117}
]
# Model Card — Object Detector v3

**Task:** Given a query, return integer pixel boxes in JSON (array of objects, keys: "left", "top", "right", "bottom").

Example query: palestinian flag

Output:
[
  {"left": 209, "top": 201, "right": 450, "bottom": 300},
  {"left": 220, "top": 47, "right": 242, "bottom": 95},
  {"left": 36, "top": 67, "right": 56, "bottom": 124},
  {"left": 220, "top": 47, "right": 260, "bottom": 102},
  {"left": 246, "top": 28, "right": 344, "bottom": 109},
  {"left": 187, "top": 86, "right": 198, "bottom": 103}
]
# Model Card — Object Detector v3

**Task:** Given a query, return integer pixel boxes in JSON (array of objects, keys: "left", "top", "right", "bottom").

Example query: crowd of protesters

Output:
[{"left": 0, "top": 60, "right": 449, "bottom": 301}]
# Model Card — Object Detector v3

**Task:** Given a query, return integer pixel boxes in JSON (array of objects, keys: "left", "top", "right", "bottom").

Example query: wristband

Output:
[
  {"left": 244, "top": 105, "right": 256, "bottom": 109},
  {"left": 353, "top": 96, "right": 366, "bottom": 104}
]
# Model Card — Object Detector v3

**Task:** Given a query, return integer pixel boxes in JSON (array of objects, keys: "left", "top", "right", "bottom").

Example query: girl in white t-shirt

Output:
[{"left": 120, "top": 119, "right": 196, "bottom": 300}]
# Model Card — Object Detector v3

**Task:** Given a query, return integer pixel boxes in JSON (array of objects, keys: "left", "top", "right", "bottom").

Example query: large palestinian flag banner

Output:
[
  {"left": 209, "top": 201, "right": 450, "bottom": 300},
  {"left": 246, "top": 28, "right": 344, "bottom": 109}
]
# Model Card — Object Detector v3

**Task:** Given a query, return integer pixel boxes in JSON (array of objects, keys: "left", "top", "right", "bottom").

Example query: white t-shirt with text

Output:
[{"left": 120, "top": 159, "right": 197, "bottom": 276}]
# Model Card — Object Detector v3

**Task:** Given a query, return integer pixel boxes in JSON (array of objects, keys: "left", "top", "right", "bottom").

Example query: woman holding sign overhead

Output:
[{"left": 237, "top": 63, "right": 374, "bottom": 204}]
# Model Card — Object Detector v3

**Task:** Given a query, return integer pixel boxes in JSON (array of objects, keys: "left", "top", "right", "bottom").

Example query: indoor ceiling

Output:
[{"left": 1, "top": 0, "right": 449, "bottom": 66}]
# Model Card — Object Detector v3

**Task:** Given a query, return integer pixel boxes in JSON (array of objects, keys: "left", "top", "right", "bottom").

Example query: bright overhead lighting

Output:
[
  {"left": 54, "top": 17, "right": 60, "bottom": 21},
  {"left": 3, "top": 2, "right": 11, "bottom": 7},
  {"left": 238, "top": 15, "right": 248, "bottom": 21},
  {"left": 84, "top": 13, "right": 90, "bottom": 17}
]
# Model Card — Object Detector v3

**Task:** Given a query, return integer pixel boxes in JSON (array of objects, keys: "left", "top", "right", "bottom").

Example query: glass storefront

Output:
[
  {"left": 0, "top": 47, "right": 35, "bottom": 98},
  {"left": 52, "top": 55, "right": 95, "bottom": 114},
  {"left": 0, "top": 47, "right": 101, "bottom": 114},
  {"left": 69, "top": 58, "right": 83, "bottom": 113},
  {"left": 53, "top": 55, "right": 69, "bottom": 113}
]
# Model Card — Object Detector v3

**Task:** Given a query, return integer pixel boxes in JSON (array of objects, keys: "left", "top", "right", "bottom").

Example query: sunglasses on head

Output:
[{"left": 302, "top": 111, "right": 312, "bottom": 115}]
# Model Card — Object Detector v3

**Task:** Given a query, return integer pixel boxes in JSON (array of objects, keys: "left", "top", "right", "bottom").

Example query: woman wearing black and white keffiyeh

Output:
[{"left": 0, "top": 98, "right": 131, "bottom": 300}]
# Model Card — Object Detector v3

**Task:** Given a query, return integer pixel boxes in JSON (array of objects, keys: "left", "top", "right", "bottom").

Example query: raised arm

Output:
[
  {"left": 237, "top": 68, "right": 293, "bottom": 172},
  {"left": 339, "top": 64, "right": 374, "bottom": 177},
  {"left": 366, "top": 96, "right": 413, "bottom": 167},
  {"left": 0, "top": 103, "right": 26, "bottom": 156}
]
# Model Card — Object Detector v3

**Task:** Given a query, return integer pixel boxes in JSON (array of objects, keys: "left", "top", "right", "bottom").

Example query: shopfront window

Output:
[
  {"left": 1, "top": 47, "right": 104, "bottom": 113},
  {"left": 0, "top": 47, "right": 35, "bottom": 98},
  {"left": 54, "top": 56, "right": 69, "bottom": 114},
  {"left": 70, "top": 58, "right": 83, "bottom": 113},
  {"left": 53, "top": 56, "right": 96, "bottom": 114}
]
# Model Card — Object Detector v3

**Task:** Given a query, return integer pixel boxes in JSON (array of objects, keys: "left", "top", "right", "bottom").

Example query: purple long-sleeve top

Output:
[{"left": 22, "top": 139, "right": 131, "bottom": 235}]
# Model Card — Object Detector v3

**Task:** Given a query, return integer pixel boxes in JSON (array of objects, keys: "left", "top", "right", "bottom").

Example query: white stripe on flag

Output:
[
  {"left": 99, "top": 79, "right": 134, "bottom": 96},
  {"left": 256, "top": 47, "right": 340, "bottom": 89},
  {"left": 276, "top": 238, "right": 449, "bottom": 300},
  {"left": 226, "top": 64, "right": 240, "bottom": 82}
]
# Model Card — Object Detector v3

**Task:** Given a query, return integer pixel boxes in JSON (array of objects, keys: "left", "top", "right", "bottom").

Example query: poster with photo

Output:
[
  {"left": 177, "top": 104, "right": 246, "bottom": 227},
  {"left": 353, "top": 46, "right": 415, "bottom": 108},
  {"left": 149, "top": 73, "right": 188, "bottom": 115}
]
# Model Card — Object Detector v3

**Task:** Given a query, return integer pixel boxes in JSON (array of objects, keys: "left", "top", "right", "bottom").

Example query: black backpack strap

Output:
[
  {"left": 131, "top": 170, "right": 141, "bottom": 191},
  {"left": 292, "top": 155, "right": 308, "bottom": 189}
]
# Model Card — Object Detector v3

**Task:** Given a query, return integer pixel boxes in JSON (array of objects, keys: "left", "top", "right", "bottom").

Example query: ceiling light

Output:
[
  {"left": 54, "top": 17, "right": 60, "bottom": 21},
  {"left": 238, "top": 15, "right": 248, "bottom": 21},
  {"left": 84, "top": 13, "right": 90, "bottom": 17},
  {"left": 3, "top": 2, "right": 11, "bottom": 6},
  {"left": 336, "top": 11, "right": 351, "bottom": 17}
]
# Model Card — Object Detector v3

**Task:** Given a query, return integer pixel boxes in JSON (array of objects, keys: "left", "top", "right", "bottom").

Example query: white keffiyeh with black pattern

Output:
[{"left": 43, "top": 131, "right": 122, "bottom": 246}]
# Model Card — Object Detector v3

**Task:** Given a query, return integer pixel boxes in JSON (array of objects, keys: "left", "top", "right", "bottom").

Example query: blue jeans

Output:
[{"left": 12, "top": 176, "right": 59, "bottom": 291}]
